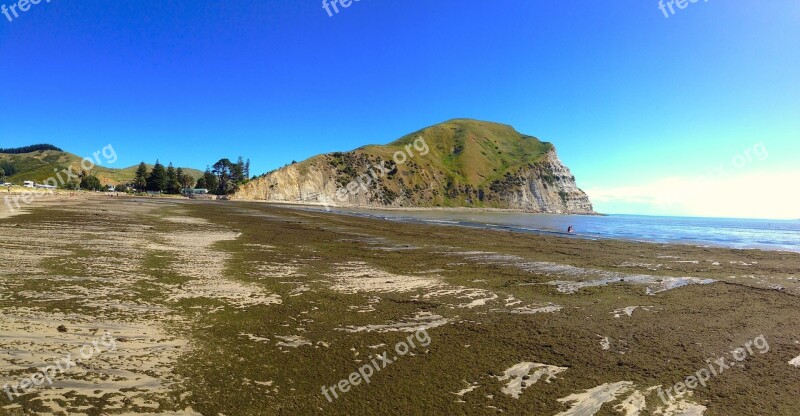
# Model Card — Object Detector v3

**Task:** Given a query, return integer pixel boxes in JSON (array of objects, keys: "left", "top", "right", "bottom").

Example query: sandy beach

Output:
[{"left": 0, "top": 197, "right": 799, "bottom": 415}]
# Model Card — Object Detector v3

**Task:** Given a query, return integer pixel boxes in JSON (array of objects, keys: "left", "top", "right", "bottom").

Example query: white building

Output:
[{"left": 185, "top": 188, "right": 209, "bottom": 195}]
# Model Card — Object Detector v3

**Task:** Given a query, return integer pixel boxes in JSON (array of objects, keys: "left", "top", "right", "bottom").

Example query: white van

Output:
[{"left": 23, "top": 181, "right": 35, "bottom": 188}]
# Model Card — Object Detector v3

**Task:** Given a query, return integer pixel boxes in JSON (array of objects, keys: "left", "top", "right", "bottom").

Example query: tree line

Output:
[
  {"left": 0, "top": 144, "right": 63, "bottom": 154},
  {"left": 0, "top": 161, "right": 18, "bottom": 177},
  {"left": 132, "top": 157, "right": 250, "bottom": 195}
]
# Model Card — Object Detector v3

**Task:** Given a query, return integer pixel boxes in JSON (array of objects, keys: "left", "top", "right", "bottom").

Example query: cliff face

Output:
[
  {"left": 233, "top": 159, "right": 352, "bottom": 205},
  {"left": 489, "top": 149, "right": 595, "bottom": 214},
  {"left": 233, "top": 120, "right": 594, "bottom": 214}
]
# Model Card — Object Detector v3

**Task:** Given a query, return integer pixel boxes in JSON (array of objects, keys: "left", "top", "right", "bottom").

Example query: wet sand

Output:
[{"left": 0, "top": 197, "right": 798, "bottom": 415}]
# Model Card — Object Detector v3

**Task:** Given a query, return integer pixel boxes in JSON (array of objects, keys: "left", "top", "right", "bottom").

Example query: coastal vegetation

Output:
[
  {"left": 0, "top": 144, "right": 63, "bottom": 154},
  {"left": 131, "top": 157, "right": 251, "bottom": 195},
  {"left": 0, "top": 147, "right": 203, "bottom": 188}
]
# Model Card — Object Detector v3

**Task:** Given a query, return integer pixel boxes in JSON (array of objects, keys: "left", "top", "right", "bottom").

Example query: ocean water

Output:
[{"left": 313, "top": 207, "right": 800, "bottom": 252}]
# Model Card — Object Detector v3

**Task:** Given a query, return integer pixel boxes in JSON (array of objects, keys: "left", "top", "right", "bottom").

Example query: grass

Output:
[{"left": 1, "top": 150, "right": 203, "bottom": 185}]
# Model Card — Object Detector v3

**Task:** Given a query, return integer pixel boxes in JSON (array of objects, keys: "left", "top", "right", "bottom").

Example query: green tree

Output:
[
  {"left": 61, "top": 181, "right": 80, "bottom": 190},
  {"left": 212, "top": 159, "right": 230, "bottom": 194},
  {"left": 176, "top": 168, "right": 186, "bottom": 192},
  {"left": 134, "top": 162, "right": 148, "bottom": 192},
  {"left": 0, "top": 168, "right": 5, "bottom": 183},
  {"left": 80, "top": 175, "right": 102, "bottom": 191},
  {"left": 166, "top": 163, "right": 179, "bottom": 194},
  {"left": 146, "top": 160, "right": 167, "bottom": 192},
  {"left": 233, "top": 157, "right": 245, "bottom": 184},
  {"left": 202, "top": 167, "right": 218, "bottom": 193},
  {"left": 177, "top": 168, "right": 195, "bottom": 191},
  {"left": 0, "top": 161, "right": 18, "bottom": 177},
  {"left": 213, "top": 159, "right": 245, "bottom": 194}
]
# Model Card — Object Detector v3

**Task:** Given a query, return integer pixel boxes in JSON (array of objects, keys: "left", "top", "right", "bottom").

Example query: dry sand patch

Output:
[{"left": 0, "top": 308, "right": 188, "bottom": 414}]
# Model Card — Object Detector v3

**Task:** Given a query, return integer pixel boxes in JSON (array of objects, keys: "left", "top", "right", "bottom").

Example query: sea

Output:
[{"left": 303, "top": 207, "right": 800, "bottom": 253}]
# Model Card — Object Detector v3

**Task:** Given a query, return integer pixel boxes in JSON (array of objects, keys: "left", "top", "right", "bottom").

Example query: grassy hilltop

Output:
[
  {"left": 0, "top": 147, "right": 202, "bottom": 186},
  {"left": 357, "top": 118, "right": 555, "bottom": 188}
]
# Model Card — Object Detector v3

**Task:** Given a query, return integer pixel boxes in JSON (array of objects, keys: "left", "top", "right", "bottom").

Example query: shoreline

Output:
[
  {"left": 237, "top": 199, "right": 604, "bottom": 215},
  {"left": 246, "top": 201, "right": 800, "bottom": 255}
]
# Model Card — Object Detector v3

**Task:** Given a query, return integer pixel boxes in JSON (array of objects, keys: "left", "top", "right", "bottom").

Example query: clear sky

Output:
[{"left": 1, "top": 1, "right": 798, "bottom": 219}]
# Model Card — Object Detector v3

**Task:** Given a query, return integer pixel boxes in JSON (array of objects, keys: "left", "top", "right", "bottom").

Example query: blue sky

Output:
[{"left": 1, "top": 0, "right": 798, "bottom": 218}]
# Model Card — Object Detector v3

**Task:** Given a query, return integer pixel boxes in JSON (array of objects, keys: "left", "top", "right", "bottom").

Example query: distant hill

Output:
[
  {"left": 0, "top": 144, "right": 63, "bottom": 154},
  {"left": 0, "top": 148, "right": 203, "bottom": 185},
  {"left": 235, "top": 119, "right": 595, "bottom": 214}
]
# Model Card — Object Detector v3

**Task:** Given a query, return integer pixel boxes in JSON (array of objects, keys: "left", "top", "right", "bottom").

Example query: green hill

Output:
[
  {"left": 358, "top": 118, "right": 554, "bottom": 189},
  {"left": 236, "top": 119, "right": 594, "bottom": 213},
  {"left": 0, "top": 148, "right": 202, "bottom": 186}
]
